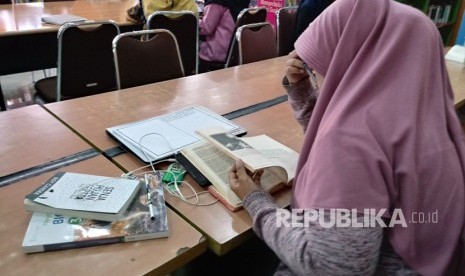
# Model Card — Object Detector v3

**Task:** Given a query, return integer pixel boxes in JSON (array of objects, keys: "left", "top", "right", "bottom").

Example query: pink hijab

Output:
[{"left": 293, "top": 0, "right": 465, "bottom": 274}]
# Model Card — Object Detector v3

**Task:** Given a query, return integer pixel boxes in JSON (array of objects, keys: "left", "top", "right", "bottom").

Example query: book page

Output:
[
  {"left": 241, "top": 135, "right": 299, "bottom": 183},
  {"left": 184, "top": 141, "right": 237, "bottom": 197},
  {"left": 181, "top": 140, "right": 253, "bottom": 206},
  {"left": 197, "top": 128, "right": 274, "bottom": 170},
  {"left": 181, "top": 136, "right": 296, "bottom": 203},
  {"left": 197, "top": 128, "right": 298, "bottom": 184},
  {"left": 209, "top": 132, "right": 275, "bottom": 171}
]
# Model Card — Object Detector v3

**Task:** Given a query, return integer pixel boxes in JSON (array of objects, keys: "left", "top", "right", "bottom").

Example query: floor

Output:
[
  {"left": 172, "top": 234, "right": 280, "bottom": 276},
  {"left": 0, "top": 69, "right": 55, "bottom": 110}
]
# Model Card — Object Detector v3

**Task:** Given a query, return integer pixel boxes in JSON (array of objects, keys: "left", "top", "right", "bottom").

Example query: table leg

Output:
[{"left": 0, "top": 83, "right": 6, "bottom": 111}]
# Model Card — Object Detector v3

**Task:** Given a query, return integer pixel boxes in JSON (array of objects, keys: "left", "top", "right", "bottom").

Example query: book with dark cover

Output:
[{"left": 175, "top": 152, "right": 211, "bottom": 186}]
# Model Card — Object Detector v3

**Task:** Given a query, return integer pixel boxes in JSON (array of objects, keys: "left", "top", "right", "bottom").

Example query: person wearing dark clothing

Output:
[{"left": 295, "top": 0, "right": 333, "bottom": 41}]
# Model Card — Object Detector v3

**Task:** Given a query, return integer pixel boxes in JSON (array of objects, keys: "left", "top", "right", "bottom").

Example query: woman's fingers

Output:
[{"left": 252, "top": 170, "right": 264, "bottom": 185}]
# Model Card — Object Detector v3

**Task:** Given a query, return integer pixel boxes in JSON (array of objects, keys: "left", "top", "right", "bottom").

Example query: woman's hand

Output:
[
  {"left": 228, "top": 159, "right": 264, "bottom": 200},
  {"left": 285, "top": 50, "right": 308, "bottom": 84}
]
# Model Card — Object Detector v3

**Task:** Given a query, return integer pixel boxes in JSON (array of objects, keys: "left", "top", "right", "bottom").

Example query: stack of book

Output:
[{"left": 22, "top": 172, "right": 169, "bottom": 253}]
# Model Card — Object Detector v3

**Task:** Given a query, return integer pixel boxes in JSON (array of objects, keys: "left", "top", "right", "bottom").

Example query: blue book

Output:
[{"left": 456, "top": 13, "right": 465, "bottom": 45}]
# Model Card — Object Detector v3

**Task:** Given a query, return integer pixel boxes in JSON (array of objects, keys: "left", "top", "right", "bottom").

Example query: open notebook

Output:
[{"left": 106, "top": 106, "right": 247, "bottom": 163}]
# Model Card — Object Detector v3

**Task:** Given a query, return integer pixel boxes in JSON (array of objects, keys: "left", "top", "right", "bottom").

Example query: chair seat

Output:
[
  {"left": 198, "top": 58, "right": 225, "bottom": 73},
  {"left": 35, "top": 77, "right": 72, "bottom": 103},
  {"left": 35, "top": 77, "right": 57, "bottom": 103}
]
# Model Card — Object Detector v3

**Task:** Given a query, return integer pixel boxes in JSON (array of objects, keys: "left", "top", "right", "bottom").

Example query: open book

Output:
[{"left": 179, "top": 128, "right": 299, "bottom": 211}]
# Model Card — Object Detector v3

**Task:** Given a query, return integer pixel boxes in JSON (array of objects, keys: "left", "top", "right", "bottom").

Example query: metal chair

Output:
[
  {"left": 236, "top": 22, "right": 278, "bottom": 65},
  {"left": 225, "top": 6, "right": 267, "bottom": 68},
  {"left": 146, "top": 11, "right": 199, "bottom": 75},
  {"left": 276, "top": 6, "right": 298, "bottom": 56},
  {"left": 199, "top": 6, "right": 267, "bottom": 72},
  {"left": 34, "top": 21, "right": 120, "bottom": 102},
  {"left": 112, "top": 29, "right": 185, "bottom": 90}
]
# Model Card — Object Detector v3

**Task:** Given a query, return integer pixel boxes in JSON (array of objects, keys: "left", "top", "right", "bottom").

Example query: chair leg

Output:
[
  {"left": 0, "top": 83, "right": 6, "bottom": 111},
  {"left": 31, "top": 70, "right": 48, "bottom": 84}
]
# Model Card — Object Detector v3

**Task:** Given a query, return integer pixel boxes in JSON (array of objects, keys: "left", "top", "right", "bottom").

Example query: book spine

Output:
[
  {"left": 442, "top": 5, "right": 451, "bottom": 24},
  {"left": 434, "top": 5, "right": 442, "bottom": 24},
  {"left": 207, "top": 186, "right": 242, "bottom": 212},
  {"left": 43, "top": 237, "right": 122, "bottom": 252},
  {"left": 124, "top": 232, "right": 169, "bottom": 242},
  {"left": 25, "top": 172, "right": 65, "bottom": 201},
  {"left": 457, "top": 13, "right": 465, "bottom": 45},
  {"left": 429, "top": 5, "right": 438, "bottom": 23},
  {"left": 24, "top": 200, "right": 119, "bottom": 222}
]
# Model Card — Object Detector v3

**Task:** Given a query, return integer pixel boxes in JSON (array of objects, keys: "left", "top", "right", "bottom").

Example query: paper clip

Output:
[{"left": 144, "top": 174, "right": 155, "bottom": 220}]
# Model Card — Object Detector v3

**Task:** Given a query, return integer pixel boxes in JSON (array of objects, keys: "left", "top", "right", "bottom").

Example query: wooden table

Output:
[
  {"left": 42, "top": 57, "right": 294, "bottom": 254},
  {"left": 0, "top": 156, "right": 207, "bottom": 276},
  {"left": 0, "top": 104, "right": 91, "bottom": 178},
  {"left": 0, "top": 0, "right": 135, "bottom": 34},
  {"left": 43, "top": 56, "right": 289, "bottom": 152},
  {"left": 165, "top": 102, "right": 303, "bottom": 255},
  {"left": 233, "top": 102, "right": 304, "bottom": 152},
  {"left": 109, "top": 103, "right": 302, "bottom": 255},
  {"left": 0, "top": 0, "right": 140, "bottom": 110}
]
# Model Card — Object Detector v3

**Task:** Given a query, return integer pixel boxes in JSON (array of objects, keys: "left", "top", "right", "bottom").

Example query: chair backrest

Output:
[
  {"left": 146, "top": 11, "right": 198, "bottom": 75},
  {"left": 225, "top": 6, "right": 267, "bottom": 68},
  {"left": 236, "top": 22, "right": 278, "bottom": 65},
  {"left": 113, "top": 29, "right": 185, "bottom": 90},
  {"left": 57, "top": 20, "right": 120, "bottom": 101},
  {"left": 276, "top": 6, "right": 298, "bottom": 56}
]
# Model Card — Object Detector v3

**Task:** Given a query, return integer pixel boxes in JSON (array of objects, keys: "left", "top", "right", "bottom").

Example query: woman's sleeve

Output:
[
  {"left": 243, "top": 190, "right": 383, "bottom": 275},
  {"left": 283, "top": 77, "right": 318, "bottom": 131},
  {"left": 142, "top": 0, "right": 173, "bottom": 18},
  {"left": 199, "top": 4, "right": 223, "bottom": 36}
]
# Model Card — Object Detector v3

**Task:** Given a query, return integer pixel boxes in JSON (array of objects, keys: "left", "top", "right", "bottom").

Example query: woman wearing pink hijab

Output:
[{"left": 229, "top": 0, "right": 465, "bottom": 274}]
